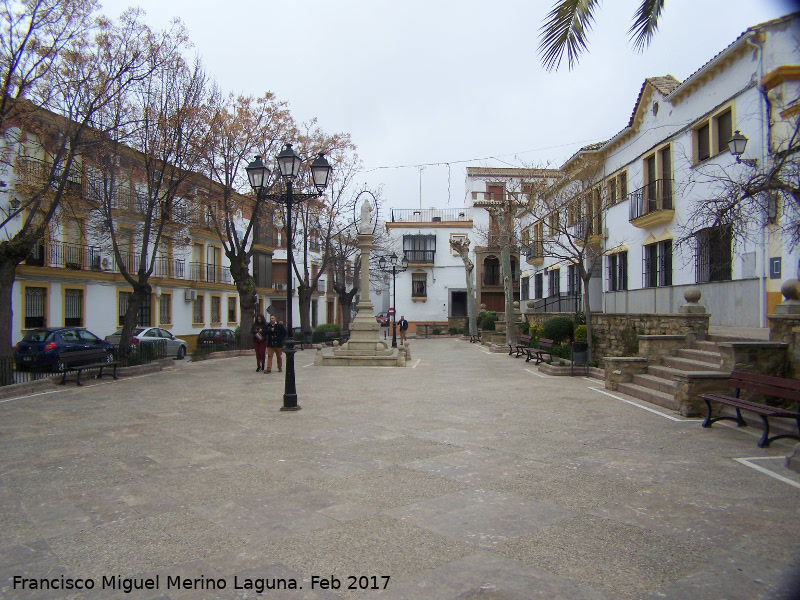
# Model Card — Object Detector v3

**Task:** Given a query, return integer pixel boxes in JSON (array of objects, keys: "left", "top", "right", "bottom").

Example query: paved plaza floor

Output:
[{"left": 1, "top": 338, "right": 799, "bottom": 600}]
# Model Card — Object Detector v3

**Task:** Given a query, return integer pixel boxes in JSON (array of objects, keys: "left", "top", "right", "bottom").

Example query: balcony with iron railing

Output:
[
  {"left": 391, "top": 208, "right": 471, "bottom": 223},
  {"left": 525, "top": 241, "right": 544, "bottom": 266},
  {"left": 628, "top": 179, "right": 674, "bottom": 228},
  {"left": 17, "top": 156, "right": 83, "bottom": 192},
  {"left": 188, "top": 262, "right": 232, "bottom": 285},
  {"left": 404, "top": 249, "right": 435, "bottom": 264},
  {"left": 25, "top": 241, "right": 101, "bottom": 270}
]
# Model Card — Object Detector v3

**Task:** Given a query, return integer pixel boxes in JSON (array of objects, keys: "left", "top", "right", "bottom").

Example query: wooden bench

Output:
[
  {"left": 469, "top": 329, "right": 482, "bottom": 343},
  {"left": 58, "top": 348, "right": 119, "bottom": 387},
  {"left": 509, "top": 334, "right": 532, "bottom": 358},
  {"left": 533, "top": 338, "right": 555, "bottom": 365},
  {"left": 325, "top": 331, "right": 337, "bottom": 346},
  {"left": 699, "top": 371, "right": 800, "bottom": 448}
]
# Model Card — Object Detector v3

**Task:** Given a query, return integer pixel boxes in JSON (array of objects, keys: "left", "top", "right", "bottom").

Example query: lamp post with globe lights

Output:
[
  {"left": 377, "top": 252, "right": 408, "bottom": 347},
  {"left": 245, "top": 144, "right": 331, "bottom": 411}
]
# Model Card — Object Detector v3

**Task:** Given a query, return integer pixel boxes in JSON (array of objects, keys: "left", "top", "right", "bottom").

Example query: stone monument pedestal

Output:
[{"left": 316, "top": 223, "right": 406, "bottom": 367}]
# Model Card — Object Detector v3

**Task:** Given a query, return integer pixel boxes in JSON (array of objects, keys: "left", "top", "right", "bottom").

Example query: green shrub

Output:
[
  {"left": 312, "top": 323, "right": 341, "bottom": 343},
  {"left": 574, "top": 311, "right": 586, "bottom": 325},
  {"left": 542, "top": 317, "right": 574, "bottom": 343},
  {"left": 477, "top": 310, "right": 495, "bottom": 324},
  {"left": 448, "top": 327, "right": 462, "bottom": 335},
  {"left": 549, "top": 343, "right": 572, "bottom": 360},
  {"left": 574, "top": 325, "right": 587, "bottom": 342},
  {"left": 432, "top": 327, "right": 442, "bottom": 335},
  {"left": 480, "top": 314, "right": 497, "bottom": 331}
]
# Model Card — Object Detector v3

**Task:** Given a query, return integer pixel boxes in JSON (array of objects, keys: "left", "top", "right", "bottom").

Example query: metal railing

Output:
[
  {"left": 525, "top": 241, "right": 544, "bottom": 260},
  {"left": 531, "top": 293, "right": 582, "bottom": 314},
  {"left": 188, "top": 262, "right": 232, "bottom": 284},
  {"left": 17, "top": 156, "right": 82, "bottom": 190},
  {"left": 24, "top": 241, "right": 102, "bottom": 270},
  {"left": 391, "top": 208, "right": 471, "bottom": 223},
  {"left": 0, "top": 340, "right": 166, "bottom": 387},
  {"left": 629, "top": 179, "right": 673, "bottom": 221},
  {"left": 404, "top": 250, "right": 435, "bottom": 263}
]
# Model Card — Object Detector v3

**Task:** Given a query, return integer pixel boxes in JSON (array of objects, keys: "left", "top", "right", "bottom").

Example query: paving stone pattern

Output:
[{"left": 1, "top": 339, "right": 799, "bottom": 600}]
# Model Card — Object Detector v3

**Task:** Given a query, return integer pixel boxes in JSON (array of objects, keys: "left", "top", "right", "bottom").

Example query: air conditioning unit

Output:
[
  {"left": 91, "top": 254, "right": 113, "bottom": 271},
  {"left": 184, "top": 289, "right": 197, "bottom": 301},
  {"left": 275, "top": 283, "right": 286, "bottom": 291}
]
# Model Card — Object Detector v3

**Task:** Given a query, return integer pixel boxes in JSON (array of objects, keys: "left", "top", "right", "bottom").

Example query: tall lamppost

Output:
[
  {"left": 246, "top": 144, "right": 331, "bottom": 411},
  {"left": 377, "top": 252, "right": 408, "bottom": 347}
]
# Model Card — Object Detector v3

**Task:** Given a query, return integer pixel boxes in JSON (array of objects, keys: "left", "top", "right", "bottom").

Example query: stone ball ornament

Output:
[
  {"left": 781, "top": 279, "right": 800, "bottom": 301},
  {"left": 683, "top": 286, "right": 702, "bottom": 303}
]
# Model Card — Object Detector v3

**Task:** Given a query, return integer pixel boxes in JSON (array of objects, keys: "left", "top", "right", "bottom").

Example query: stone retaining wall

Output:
[{"left": 525, "top": 312, "right": 710, "bottom": 359}]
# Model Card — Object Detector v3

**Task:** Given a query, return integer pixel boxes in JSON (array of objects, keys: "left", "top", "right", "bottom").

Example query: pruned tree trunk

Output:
[
  {"left": 501, "top": 245, "right": 516, "bottom": 346},
  {"left": 0, "top": 256, "right": 21, "bottom": 356},
  {"left": 230, "top": 256, "right": 257, "bottom": 343},
  {"left": 450, "top": 236, "right": 477, "bottom": 336},
  {"left": 297, "top": 284, "right": 314, "bottom": 337}
]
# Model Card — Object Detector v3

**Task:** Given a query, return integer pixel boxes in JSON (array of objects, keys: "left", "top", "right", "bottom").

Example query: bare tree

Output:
[
  {"left": 90, "top": 43, "right": 206, "bottom": 351},
  {"left": 449, "top": 235, "right": 477, "bottom": 337},
  {"left": 199, "top": 90, "right": 295, "bottom": 333},
  {"left": 526, "top": 165, "right": 607, "bottom": 360},
  {"left": 0, "top": 7, "right": 170, "bottom": 354},
  {"left": 679, "top": 118, "right": 800, "bottom": 258},
  {"left": 288, "top": 128, "right": 358, "bottom": 336}
]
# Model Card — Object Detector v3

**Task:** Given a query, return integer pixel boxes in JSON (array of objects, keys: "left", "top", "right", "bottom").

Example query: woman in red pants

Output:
[{"left": 251, "top": 314, "right": 268, "bottom": 371}]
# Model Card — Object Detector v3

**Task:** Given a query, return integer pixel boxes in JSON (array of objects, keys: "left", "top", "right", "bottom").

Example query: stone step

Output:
[
  {"left": 616, "top": 382, "right": 681, "bottom": 412},
  {"left": 706, "top": 334, "right": 764, "bottom": 343},
  {"left": 676, "top": 348, "right": 722, "bottom": 366},
  {"left": 661, "top": 356, "right": 723, "bottom": 372},
  {"left": 631, "top": 373, "right": 677, "bottom": 394},
  {"left": 692, "top": 340, "right": 720, "bottom": 353},
  {"left": 647, "top": 364, "right": 684, "bottom": 381}
]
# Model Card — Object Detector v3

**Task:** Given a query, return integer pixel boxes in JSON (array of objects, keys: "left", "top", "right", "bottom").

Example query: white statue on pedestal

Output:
[{"left": 359, "top": 199, "right": 372, "bottom": 234}]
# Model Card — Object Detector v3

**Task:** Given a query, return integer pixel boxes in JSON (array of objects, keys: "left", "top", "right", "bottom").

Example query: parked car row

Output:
[{"left": 13, "top": 325, "right": 195, "bottom": 372}]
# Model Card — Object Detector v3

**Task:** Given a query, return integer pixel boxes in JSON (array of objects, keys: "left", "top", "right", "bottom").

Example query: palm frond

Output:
[
  {"left": 628, "top": 0, "right": 665, "bottom": 52},
  {"left": 538, "top": 0, "right": 601, "bottom": 72}
]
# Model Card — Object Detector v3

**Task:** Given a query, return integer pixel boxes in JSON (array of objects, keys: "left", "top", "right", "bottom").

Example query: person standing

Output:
[
  {"left": 251, "top": 314, "right": 268, "bottom": 372},
  {"left": 398, "top": 315, "right": 409, "bottom": 344},
  {"left": 265, "top": 314, "right": 287, "bottom": 373}
]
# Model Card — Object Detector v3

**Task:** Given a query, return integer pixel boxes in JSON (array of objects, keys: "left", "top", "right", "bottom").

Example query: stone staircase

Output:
[{"left": 616, "top": 338, "right": 729, "bottom": 412}]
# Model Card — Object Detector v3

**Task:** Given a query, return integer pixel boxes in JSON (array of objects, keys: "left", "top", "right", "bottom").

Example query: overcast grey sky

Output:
[{"left": 100, "top": 0, "right": 796, "bottom": 211}]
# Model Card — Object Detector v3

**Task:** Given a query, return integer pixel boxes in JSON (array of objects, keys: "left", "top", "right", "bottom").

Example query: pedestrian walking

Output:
[
  {"left": 265, "top": 314, "right": 287, "bottom": 373},
  {"left": 251, "top": 314, "right": 268, "bottom": 371},
  {"left": 398, "top": 315, "right": 409, "bottom": 344}
]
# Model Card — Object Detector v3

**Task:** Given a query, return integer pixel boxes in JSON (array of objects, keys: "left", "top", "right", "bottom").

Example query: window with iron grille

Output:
[
  {"left": 118, "top": 291, "right": 130, "bottom": 326},
  {"left": 211, "top": 296, "right": 221, "bottom": 323},
  {"left": 403, "top": 234, "right": 436, "bottom": 263},
  {"left": 607, "top": 252, "right": 628, "bottom": 291},
  {"left": 228, "top": 297, "right": 237, "bottom": 323},
  {"left": 521, "top": 277, "right": 529, "bottom": 301},
  {"left": 24, "top": 287, "right": 46, "bottom": 328},
  {"left": 411, "top": 272, "right": 427, "bottom": 297},
  {"left": 642, "top": 241, "right": 672, "bottom": 288},
  {"left": 64, "top": 289, "right": 83, "bottom": 327},
  {"left": 159, "top": 294, "right": 171, "bottom": 325},
  {"left": 193, "top": 295, "right": 204, "bottom": 324},
  {"left": 534, "top": 273, "right": 543, "bottom": 299},
  {"left": 483, "top": 257, "right": 500, "bottom": 286},
  {"left": 548, "top": 269, "right": 560, "bottom": 296},
  {"left": 696, "top": 225, "right": 732, "bottom": 283},
  {"left": 119, "top": 291, "right": 151, "bottom": 326}
]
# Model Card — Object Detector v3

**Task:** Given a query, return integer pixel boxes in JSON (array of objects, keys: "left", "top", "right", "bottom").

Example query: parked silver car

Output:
[{"left": 105, "top": 327, "right": 188, "bottom": 359}]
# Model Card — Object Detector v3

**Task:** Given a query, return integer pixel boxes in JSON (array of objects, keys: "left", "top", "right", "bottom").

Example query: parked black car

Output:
[
  {"left": 196, "top": 328, "right": 237, "bottom": 350},
  {"left": 13, "top": 327, "right": 115, "bottom": 372}
]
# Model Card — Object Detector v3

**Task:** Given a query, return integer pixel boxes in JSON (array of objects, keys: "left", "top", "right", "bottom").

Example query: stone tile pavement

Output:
[{"left": 1, "top": 339, "right": 799, "bottom": 600}]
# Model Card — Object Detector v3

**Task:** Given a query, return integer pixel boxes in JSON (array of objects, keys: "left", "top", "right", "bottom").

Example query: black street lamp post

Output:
[
  {"left": 377, "top": 252, "right": 408, "bottom": 348},
  {"left": 246, "top": 144, "right": 331, "bottom": 411}
]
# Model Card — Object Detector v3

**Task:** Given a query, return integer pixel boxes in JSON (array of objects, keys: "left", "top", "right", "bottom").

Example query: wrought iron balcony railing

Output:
[
  {"left": 629, "top": 179, "right": 673, "bottom": 221},
  {"left": 404, "top": 249, "right": 435, "bottom": 263}
]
